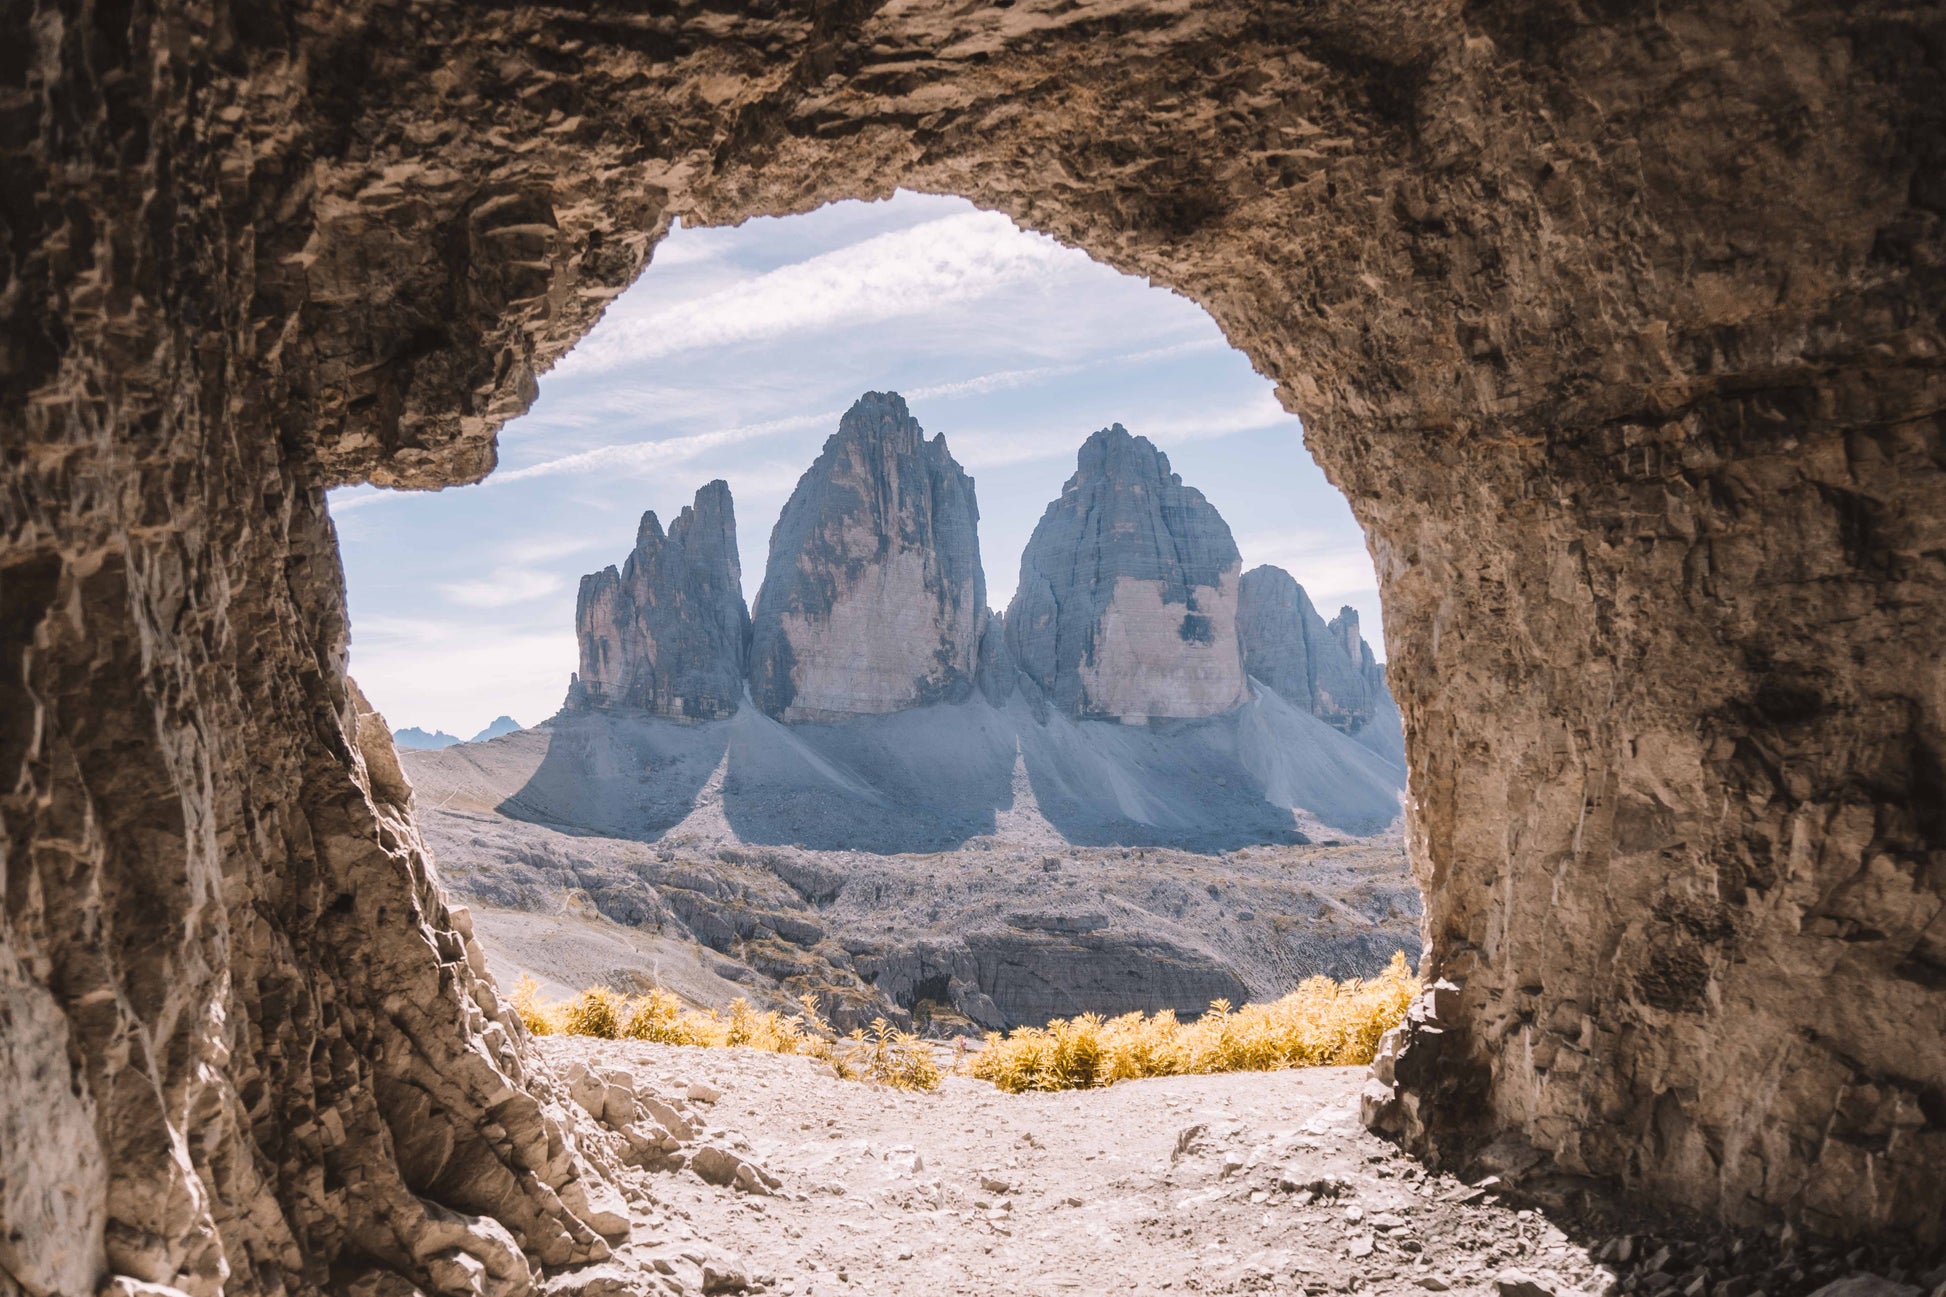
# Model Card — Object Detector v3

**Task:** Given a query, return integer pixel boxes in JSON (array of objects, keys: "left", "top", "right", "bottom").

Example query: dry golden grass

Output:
[
  {"left": 968, "top": 952, "right": 1418, "bottom": 1093},
  {"left": 511, "top": 979, "right": 942, "bottom": 1091}
]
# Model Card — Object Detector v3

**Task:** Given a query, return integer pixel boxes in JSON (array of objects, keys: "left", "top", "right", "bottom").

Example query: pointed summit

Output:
[
  {"left": 570, "top": 479, "right": 749, "bottom": 719},
  {"left": 1006, "top": 424, "right": 1248, "bottom": 721},
  {"left": 1237, "top": 566, "right": 1383, "bottom": 733},
  {"left": 749, "top": 392, "right": 987, "bottom": 721}
]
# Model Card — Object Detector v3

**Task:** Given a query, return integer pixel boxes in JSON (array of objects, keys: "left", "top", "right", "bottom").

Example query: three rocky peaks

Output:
[{"left": 569, "top": 391, "right": 1394, "bottom": 737}]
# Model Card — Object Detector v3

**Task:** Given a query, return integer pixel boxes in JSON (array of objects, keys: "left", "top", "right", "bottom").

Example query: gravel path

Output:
[{"left": 537, "top": 1038, "right": 1615, "bottom": 1297}]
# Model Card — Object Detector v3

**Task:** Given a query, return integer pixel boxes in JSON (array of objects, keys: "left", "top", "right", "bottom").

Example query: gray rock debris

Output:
[
  {"left": 749, "top": 392, "right": 987, "bottom": 721},
  {"left": 571, "top": 480, "right": 750, "bottom": 720}
]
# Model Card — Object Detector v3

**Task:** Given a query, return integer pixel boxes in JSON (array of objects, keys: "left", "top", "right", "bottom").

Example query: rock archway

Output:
[{"left": 4, "top": 0, "right": 1941, "bottom": 1291}]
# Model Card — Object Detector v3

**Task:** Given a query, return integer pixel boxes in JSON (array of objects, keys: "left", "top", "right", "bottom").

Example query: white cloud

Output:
[
  {"left": 550, "top": 212, "right": 1077, "bottom": 379},
  {"left": 904, "top": 362, "right": 1084, "bottom": 402},
  {"left": 949, "top": 389, "right": 1296, "bottom": 471},
  {"left": 498, "top": 533, "right": 609, "bottom": 565},
  {"left": 1235, "top": 527, "right": 1378, "bottom": 602},
  {"left": 438, "top": 569, "right": 564, "bottom": 609},
  {"left": 495, "top": 410, "right": 842, "bottom": 484},
  {"left": 348, "top": 618, "right": 577, "bottom": 738}
]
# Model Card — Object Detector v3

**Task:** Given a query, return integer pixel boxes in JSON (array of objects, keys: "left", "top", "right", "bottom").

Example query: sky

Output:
[{"left": 328, "top": 191, "right": 1383, "bottom": 738}]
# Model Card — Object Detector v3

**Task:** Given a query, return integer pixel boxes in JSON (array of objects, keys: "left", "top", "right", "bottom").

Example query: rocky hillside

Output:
[{"left": 402, "top": 719, "right": 1419, "bottom": 1033}]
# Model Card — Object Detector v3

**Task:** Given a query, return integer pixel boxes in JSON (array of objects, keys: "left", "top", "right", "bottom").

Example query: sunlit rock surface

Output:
[
  {"left": 572, "top": 480, "right": 749, "bottom": 720},
  {"left": 1008, "top": 426, "right": 1249, "bottom": 722},
  {"left": 749, "top": 393, "right": 986, "bottom": 722}
]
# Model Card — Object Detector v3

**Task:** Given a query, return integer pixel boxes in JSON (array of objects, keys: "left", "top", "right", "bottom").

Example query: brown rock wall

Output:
[{"left": 3, "top": 0, "right": 1941, "bottom": 1288}]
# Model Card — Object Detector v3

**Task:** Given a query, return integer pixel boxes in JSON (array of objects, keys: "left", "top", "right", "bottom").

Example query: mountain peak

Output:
[
  {"left": 571, "top": 480, "right": 750, "bottom": 720},
  {"left": 1009, "top": 423, "right": 1244, "bottom": 722},
  {"left": 750, "top": 393, "right": 986, "bottom": 721},
  {"left": 469, "top": 716, "right": 522, "bottom": 743}
]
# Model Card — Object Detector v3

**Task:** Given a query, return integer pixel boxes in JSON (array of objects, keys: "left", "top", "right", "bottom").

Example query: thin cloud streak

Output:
[
  {"left": 494, "top": 410, "right": 843, "bottom": 484},
  {"left": 950, "top": 389, "right": 1294, "bottom": 471},
  {"left": 438, "top": 569, "right": 565, "bottom": 609},
  {"left": 552, "top": 212, "right": 1077, "bottom": 379}
]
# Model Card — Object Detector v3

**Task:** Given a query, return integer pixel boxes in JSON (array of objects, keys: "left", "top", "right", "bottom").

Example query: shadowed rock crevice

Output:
[{"left": 4, "top": 0, "right": 1943, "bottom": 1288}]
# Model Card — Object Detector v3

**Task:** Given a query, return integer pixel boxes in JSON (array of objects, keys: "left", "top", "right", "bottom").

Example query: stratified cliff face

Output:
[
  {"left": 1008, "top": 427, "right": 1248, "bottom": 722},
  {"left": 572, "top": 481, "right": 748, "bottom": 720},
  {"left": 749, "top": 393, "right": 986, "bottom": 722}
]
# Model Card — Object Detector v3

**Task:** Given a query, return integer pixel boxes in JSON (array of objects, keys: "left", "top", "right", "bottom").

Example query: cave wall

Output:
[{"left": 2, "top": 0, "right": 1940, "bottom": 1290}]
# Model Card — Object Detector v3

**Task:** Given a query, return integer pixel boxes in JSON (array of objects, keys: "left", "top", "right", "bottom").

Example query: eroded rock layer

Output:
[
  {"left": 749, "top": 393, "right": 986, "bottom": 722},
  {"left": 571, "top": 481, "right": 749, "bottom": 720},
  {"left": 5, "top": 0, "right": 1942, "bottom": 1283},
  {"left": 1009, "top": 426, "right": 1249, "bottom": 722}
]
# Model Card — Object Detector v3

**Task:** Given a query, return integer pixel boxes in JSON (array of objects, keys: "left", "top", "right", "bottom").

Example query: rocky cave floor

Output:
[{"left": 536, "top": 1038, "right": 1945, "bottom": 1297}]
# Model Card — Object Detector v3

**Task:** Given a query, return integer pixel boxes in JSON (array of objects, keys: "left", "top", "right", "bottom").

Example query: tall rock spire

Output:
[
  {"left": 748, "top": 391, "right": 987, "bottom": 722},
  {"left": 1006, "top": 424, "right": 1248, "bottom": 722},
  {"left": 1237, "top": 566, "right": 1380, "bottom": 733},
  {"left": 571, "top": 479, "right": 749, "bottom": 719}
]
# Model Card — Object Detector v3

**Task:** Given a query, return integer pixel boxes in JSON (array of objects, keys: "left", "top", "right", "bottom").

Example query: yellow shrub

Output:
[
  {"left": 511, "top": 975, "right": 556, "bottom": 1036},
  {"left": 971, "top": 952, "right": 1418, "bottom": 1093},
  {"left": 512, "top": 979, "right": 943, "bottom": 1090},
  {"left": 833, "top": 1019, "right": 942, "bottom": 1092},
  {"left": 558, "top": 986, "right": 627, "bottom": 1039}
]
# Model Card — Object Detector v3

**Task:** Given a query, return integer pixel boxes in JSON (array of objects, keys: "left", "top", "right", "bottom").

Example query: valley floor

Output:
[{"left": 544, "top": 1038, "right": 1606, "bottom": 1297}]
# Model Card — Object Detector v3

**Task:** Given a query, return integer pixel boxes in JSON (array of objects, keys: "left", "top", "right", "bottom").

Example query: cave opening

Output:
[{"left": 333, "top": 190, "right": 1423, "bottom": 1041}]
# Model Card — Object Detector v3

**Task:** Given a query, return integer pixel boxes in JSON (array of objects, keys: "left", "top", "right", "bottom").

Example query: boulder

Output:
[
  {"left": 749, "top": 392, "right": 987, "bottom": 721},
  {"left": 571, "top": 480, "right": 750, "bottom": 720},
  {"left": 1006, "top": 425, "right": 1248, "bottom": 721}
]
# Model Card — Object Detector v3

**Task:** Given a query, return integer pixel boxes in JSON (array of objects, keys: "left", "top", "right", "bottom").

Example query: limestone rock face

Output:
[
  {"left": 1008, "top": 427, "right": 1248, "bottom": 722},
  {"left": 7, "top": 0, "right": 1943, "bottom": 1275},
  {"left": 749, "top": 393, "right": 986, "bottom": 722},
  {"left": 572, "top": 481, "right": 749, "bottom": 720},
  {"left": 1237, "top": 566, "right": 1381, "bottom": 733},
  {"left": 975, "top": 611, "right": 1015, "bottom": 708}
]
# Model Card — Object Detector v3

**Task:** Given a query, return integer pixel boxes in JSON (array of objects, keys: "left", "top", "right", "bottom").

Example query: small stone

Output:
[
  {"left": 1806, "top": 1281, "right": 1923, "bottom": 1297},
  {"left": 1344, "top": 1205, "right": 1364, "bottom": 1222},
  {"left": 687, "top": 1082, "right": 723, "bottom": 1104},
  {"left": 1496, "top": 1270, "right": 1560, "bottom": 1297},
  {"left": 1348, "top": 1235, "right": 1375, "bottom": 1259},
  {"left": 1419, "top": 1280, "right": 1452, "bottom": 1293}
]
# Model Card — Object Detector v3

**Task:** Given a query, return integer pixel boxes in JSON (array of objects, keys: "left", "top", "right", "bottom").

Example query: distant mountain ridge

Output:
[
  {"left": 565, "top": 391, "right": 1395, "bottom": 737},
  {"left": 392, "top": 716, "right": 524, "bottom": 750}
]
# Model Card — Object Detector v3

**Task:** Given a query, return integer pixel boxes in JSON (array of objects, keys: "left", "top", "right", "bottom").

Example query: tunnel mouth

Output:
[{"left": 337, "top": 192, "right": 1424, "bottom": 1055}]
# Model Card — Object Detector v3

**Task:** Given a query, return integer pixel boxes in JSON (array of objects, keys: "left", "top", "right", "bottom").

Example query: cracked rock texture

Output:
[
  {"left": 570, "top": 481, "right": 749, "bottom": 721},
  {"left": 1008, "top": 425, "right": 1250, "bottom": 722},
  {"left": 749, "top": 393, "right": 986, "bottom": 722},
  {"left": 3, "top": 0, "right": 1942, "bottom": 1287}
]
